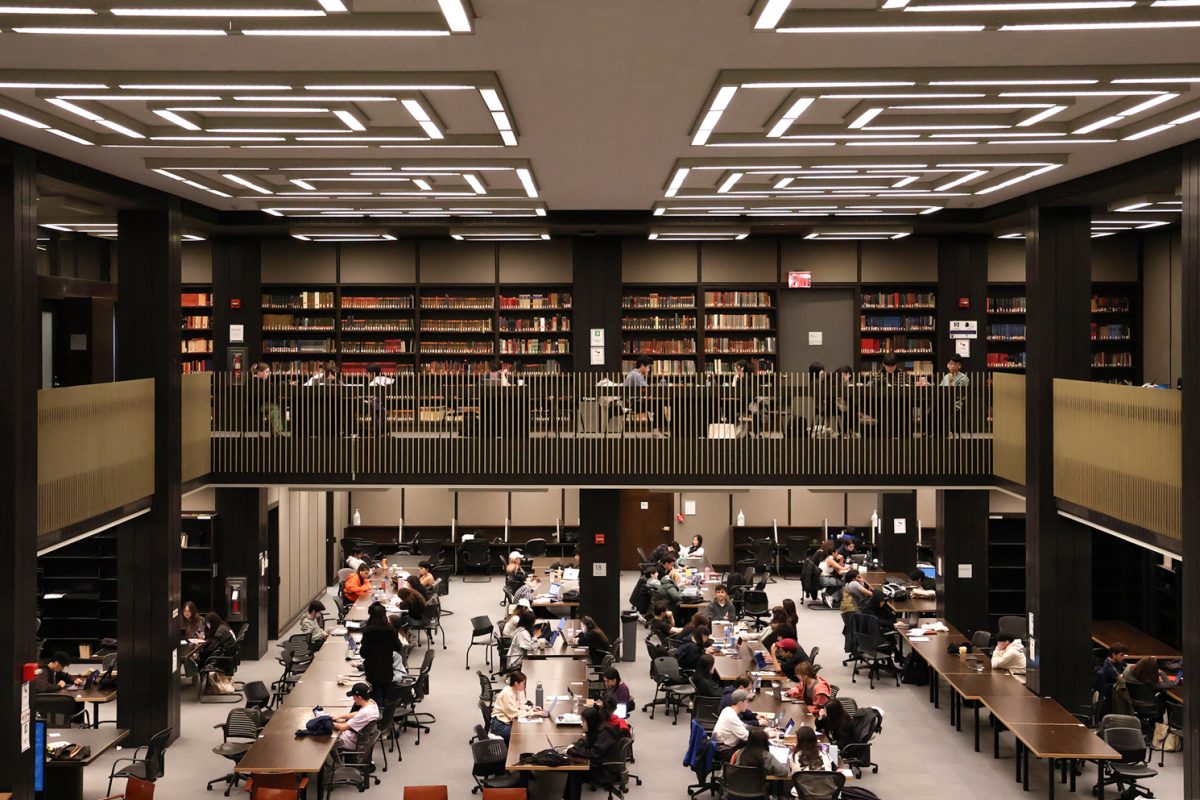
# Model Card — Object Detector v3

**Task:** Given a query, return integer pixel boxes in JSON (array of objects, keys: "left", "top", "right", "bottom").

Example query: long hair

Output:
[
  {"left": 397, "top": 586, "right": 426, "bottom": 610},
  {"left": 580, "top": 615, "right": 610, "bottom": 646},
  {"left": 781, "top": 598, "right": 798, "bottom": 625},
  {"left": 793, "top": 727, "right": 824, "bottom": 770},
  {"left": 580, "top": 705, "right": 605, "bottom": 745}
]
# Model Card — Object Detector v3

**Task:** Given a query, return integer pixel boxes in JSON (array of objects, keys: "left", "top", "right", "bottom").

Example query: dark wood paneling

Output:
[
  {"left": 1180, "top": 142, "right": 1200, "bottom": 799},
  {"left": 216, "top": 488, "right": 269, "bottom": 660},
  {"left": 212, "top": 239, "right": 262, "bottom": 369},
  {"left": 877, "top": 491, "right": 918, "bottom": 574},
  {"left": 0, "top": 144, "right": 39, "bottom": 800},
  {"left": 578, "top": 489, "right": 622, "bottom": 636},
  {"left": 936, "top": 237, "right": 989, "bottom": 368},
  {"left": 116, "top": 204, "right": 183, "bottom": 746},
  {"left": 936, "top": 490, "right": 989, "bottom": 635},
  {"left": 1025, "top": 206, "right": 1093, "bottom": 710},
  {"left": 572, "top": 239, "right": 623, "bottom": 372}
]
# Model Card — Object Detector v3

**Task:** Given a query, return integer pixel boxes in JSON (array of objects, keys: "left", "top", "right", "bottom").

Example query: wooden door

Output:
[{"left": 619, "top": 490, "right": 675, "bottom": 571}]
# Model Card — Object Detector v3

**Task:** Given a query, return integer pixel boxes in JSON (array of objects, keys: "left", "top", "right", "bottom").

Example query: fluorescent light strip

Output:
[
  {"left": 464, "top": 174, "right": 486, "bottom": 194},
  {"left": 848, "top": 107, "right": 884, "bottom": 129},
  {"left": 168, "top": 106, "right": 328, "bottom": 113},
  {"left": 48, "top": 128, "right": 92, "bottom": 144},
  {"left": 243, "top": 28, "right": 450, "bottom": 36},
  {"left": 932, "top": 79, "right": 1097, "bottom": 86},
  {"left": 15, "top": 26, "right": 226, "bottom": 34},
  {"left": 515, "top": 168, "right": 538, "bottom": 198},
  {"left": 882, "top": 0, "right": 912, "bottom": 6},
  {"left": 912, "top": 0, "right": 1132, "bottom": 9},
  {"left": 1017, "top": 105, "right": 1067, "bottom": 127},
  {"left": 480, "top": 88, "right": 504, "bottom": 112},
  {"left": 1113, "top": 77, "right": 1200, "bottom": 83},
  {"left": 776, "top": 24, "right": 985, "bottom": 32},
  {"left": 717, "top": 173, "right": 743, "bottom": 193},
  {"left": 1002, "top": 19, "right": 1200, "bottom": 29},
  {"left": 222, "top": 172, "right": 273, "bottom": 194},
  {"left": 121, "top": 84, "right": 290, "bottom": 90},
  {"left": 413, "top": 179, "right": 432, "bottom": 191},
  {"left": 110, "top": 8, "right": 326, "bottom": 17},
  {"left": 291, "top": 179, "right": 316, "bottom": 190},
  {"left": 1072, "top": 115, "right": 1123, "bottom": 134},
  {"left": 975, "top": 164, "right": 1059, "bottom": 195},
  {"left": 153, "top": 109, "right": 201, "bottom": 131},
  {"left": 47, "top": 97, "right": 103, "bottom": 121},
  {"left": 1119, "top": 93, "right": 1179, "bottom": 116},
  {"left": 755, "top": 0, "right": 792, "bottom": 28},
  {"left": 934, "top": 169, "right": 987, "bottom": 191},
  {"left": 0, "top": 6, "right": 93, "bottom": 12},
  {"left": 665, "top": 167, "right": 690, "bottom": 198},
  {"left": 96, "top": 118, "right": 143, "bottom": 137},
  {"left": 438, "top": 0, "right": 473, "bottom": 32},
  {"left": 232, "top": 95, "right": 394, "bottom": 102},
  {"left": 1124, "top": 123, "right": 1175, "bottom": 140},
  {"left": 63, "top": 94, "right": 222, "bottom": 101},
  {"left": 333, "top": 109, "right": 366, "bottom": 131},
  {"left": 318, "top": 0, "right": 347, "bottom": 9},
  {"left": 767, "top": 97, "right": 815, "bottom": 138},
  {"left": 153, "top": 135, "right": 284, "bottom": 141}
]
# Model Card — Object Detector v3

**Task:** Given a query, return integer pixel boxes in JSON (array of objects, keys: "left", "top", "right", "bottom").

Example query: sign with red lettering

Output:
[{"left": 594, "top": 533, "right": 606, "bottom": 545}]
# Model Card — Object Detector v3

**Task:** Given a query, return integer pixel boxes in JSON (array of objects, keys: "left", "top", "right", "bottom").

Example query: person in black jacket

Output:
[
  {"left": 818, "top": 699, "right": 856, "bottom": 749},
  {"left": 692, "top": 654, "right": 722, "bottom": 697},
  {"left": 359, "top": 603, "right": 404, "bottom": 704},
  {"left": 563, "top": 704, "right": 632, "bottom": 800},
  {"left": 573, "top": 616, "right": 612, "bottom": 667},
  {"left": 675, "top": 626, "right": 713, "bottom": 671},
  {"left": 197, "top": 612, "right": 238, "bottom": 667}
]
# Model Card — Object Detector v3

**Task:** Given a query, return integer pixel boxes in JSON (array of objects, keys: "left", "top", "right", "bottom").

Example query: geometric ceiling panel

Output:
[
  {"left": 751, "top": 0, "right": 1200, "bottom": 33},
  {"left": 654, "top": 155, "right": 1065, "bottom": 217},
  {"left": 144, "top": 157, "right": 546, "bottom": 219},
  {"left": 0, "top": 70, "right": 517, "bottom": 150},
  {"left": 0, "top": 1, "right": 475, "bottom": 36},
  {"left": 692, "top": 67, "right": 1200, "bottom": 149}
]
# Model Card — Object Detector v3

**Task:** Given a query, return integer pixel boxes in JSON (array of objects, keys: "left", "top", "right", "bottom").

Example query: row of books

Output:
[
  {"left": 860, "top": 336, "right": 934, "bottom": 355},
  {"left": 624, "top": 339, "right": 697, "bottom": 354},
  {"left": 704, "top": 291, "right": 772, "bottom": 308},
  {"left": 703, "top": 337, "right": 776, "bottom": 354},
  {"left": 343, "top": 318, "right": 413, "bottom": 332},
  {"left": 419, "top": 320, "right": 493, "bottom": 332},
  {"left": 182, "top": 360, "right": 212, "bottom": 374},
  {"left": 263, "top": 314, "right": 334, "bottom": 331},
  {"left": 622, "top": 314, "right": 695, "bottom": 331},
  {"left": 1091, "top": 296, "right": 1132, "bottom": 313},
  {"left": 498, "top": 339, "right": 571, "bottom": 354},
  {"left": 1092, "top": 324, "right": 1131, "bottom": 341},
  {"left": 988, "top": 324, "right": 1026, "bottom": 341},
  {"left": 500, "top": 317, "right": 570, "bottom": 332},
  {"left": 622, "top": 359, "right": 697, "bottom": 375},
  {"left": 987, "top": 352, "right": 1027, "bottom": 369},
  {"left": 419, "top": 342, "right": 494, "bottom": 354},
  {"left": 263, "top": 291, "right": 334, "bottom": 309},
  {"left": 264, "top": 339, "right": 334, "bottom": 353},
  {"left": 341, "top": 296, "right": 414, "bottom": 309},
  {"left": 861, "top": 291, "right": 936, "bottom": 310},
  {"left": 182, "top": 315, "right": 210, "bottom": 330},
  {"left": 1093, "top": 352, "right": 1134, "bottom": 367},
  {"left": 181, "top": 292, "right": 212, "bottom": 307},
  {"left": 860, "top": 315, "right": 935, "bottom": 332},
  {"left": 987, "top": 297, "right": 1027, "bottom": 314},
  {"left": 705, "top": 313, "right": 772, "bottom": 330},
  {"left": 421, "top": 295, "right": 494, "bottom": 310},
  {"left": 181, "top": 340, "right": 212, "bottom": 354},
  {"left": 499, "top": 292, "right": 572, "bottom": 309},
  {"left": 623, "top": 294, "right": 695, "bottom": 309},
  {"left": 341, "top": 340, "right": 410, "bottom": 354}
]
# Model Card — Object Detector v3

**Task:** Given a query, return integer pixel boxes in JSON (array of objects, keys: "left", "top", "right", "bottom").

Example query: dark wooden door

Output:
[
  {"left": 619, "top": 490, "right": 675, "bottom": 571},
  {"left": 267, "top": 505, "right": 280, "bottom": 639}
]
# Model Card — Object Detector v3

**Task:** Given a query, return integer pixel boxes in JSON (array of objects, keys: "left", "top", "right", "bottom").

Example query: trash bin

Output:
[{"left": 620, "top": 611, "right": 639, "bottom": 662}]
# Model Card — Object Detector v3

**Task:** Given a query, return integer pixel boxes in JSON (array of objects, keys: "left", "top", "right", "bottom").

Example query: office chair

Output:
[
  {"left": 336, "top": 567, "right": 354, "bottom": 585},
  {"left": 686, "top": 725, "right": 719, "bottom": 798},
  {"left": 470, "top": 739, "right": 522, "bottom": 793},
  {"left": 1099, "top": 723, "right": 1158, "bottom": 799},
  {"left": 460, "top": 539, "right": 493, "bottom": 583},
  {"left": 791, "top": 771, "right": 845, "bottom": 800},
  {"left": 418, "top": 539, "right": 443, "bottom": 560},
  {"left": 970, "top": 630, "right": 993, "bottom": 657},
  {"left": 376, "top": 688, "right": 402, "bottom": 772},
  {"left": 523, "top": 537, "right": 548, "bottom": 557},
  {"left": 690, "top": 692, "right": 722, "bottom": 733},
  {"left": 207, "top": 707, "right": 262, "bottom": 795},
  {"left": 34, "top": 694, "right": 80, "bottom": 728},
  {"left": 997, "top": 615, "right": 1028, "bottom": 641},
  {"left": 720, "top": 762, "right": 768, "bottom": 800},
  {"left": 1159, "top": 699, "right": 1183, "bottom": 766},
  {"left": 395, "top": 650, "right": 436, "bottom": 744},
  {"left": 645, "top": 656, "right": 694, "bottom": 724},
  {"left": 324, "top": 720, "right": 382, "bottom": 792},
  {"left": 242, "top": 680, "right": 274, "bottom": 719},
  {"left": 780, "top": 539, "right": 810, "bottom": 580},
  {"left": 842, "top": 707, "right": 883, "bottom": 778},
  {"left": 97, "top": 775, "right": 155, "bottom": 800},
  {"left": 850, "top": 614, "right": 899, "bottom": 689},
  {"left": 414, "top": 597, "right": 446, "bottom": 650},
  {"left": 594, "top": 735, "right": 640, "bottom": 799},
  {"left": 1125, "top": 681, "right": 1164, "bottom": 734},
  {"left": 466, "top": 616, "right": 499, "bottom": 670},
  {"left": 739, "top": 590, "right": 771, "bottom": 630},
  {"left": 800, "top": 561, "right": 832, "bottom": 610},
  {"left": 106, "top": 726, "right": 172, "bottom": 794}
]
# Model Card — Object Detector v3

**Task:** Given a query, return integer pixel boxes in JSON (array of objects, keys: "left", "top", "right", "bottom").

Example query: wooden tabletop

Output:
[
  {"left": 942, "top": 672, "right": 1032, "bottom": 701},
  {"left": 506, "top": 658, "right": 590, "bottom": 771},
  {"left": 1091, "top": 620, "right": 1181, "bottom": 661},
  {"left": 1006, "top": 724, "right": 1120, "bottom": 760},
  {"left": 891, "top": 596, "right": 938, "bottom": 614},
  {"left": 713, "top": 641, "right": 782, "bottom": 682},
  {"left": 44, "top": 728, "right": 128, "bottom": 767},
  {"left": 59, "top": 685, "right": 117, "bottom": 704},
  {"left": 236, "top": 707, "right": 338, "bottom": 774},
  {"left": 530, "top": 619, "right": 589, "bottom": 659},
  {"left": 981, "top": 696, "right": 1084, "bottom": 727},
  {"left": 1167, "top": 684, "right": 1183, "bottom": 704}
]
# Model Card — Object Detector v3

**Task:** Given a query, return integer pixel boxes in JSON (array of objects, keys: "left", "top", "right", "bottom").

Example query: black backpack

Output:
[
  {"left": 900, "top": 651, "right": 929, "bottom": 686},
  {"left": 629, "top": 578, "right": 652, "bottom": 614},
  {"left": 841, "top": 787, "right": 884, "bottom": 800},
  {"left": 518, "top": 747, "right": 571, "bottom": 767}
]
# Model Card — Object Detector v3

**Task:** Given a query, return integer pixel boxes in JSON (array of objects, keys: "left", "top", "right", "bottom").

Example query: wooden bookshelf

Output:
[
  {"left": 987, "top": 514, "right": 1026, "bottom": 631},
  {"left": 262, "top": 285, "right": 337, "bottom": 377},
  {"left": 498, "top": 286, "right": 573, "bottom": 374},
  {"left": 181, "top": 513, "right": 218, "bottom": 612},
  {"left": 1091, "top": 281, "right": 1138, "bottom": 381},
  {"left": 622, "top": 286, "right": 699, "bottom": 376},
  {"left": 181, "top": 284, "right": 213, "bottom": 374},
  {"left": 986, "top": 284, "right": 1027, "bottom": 372},
  {"left": 37, "top": 531, "right": 118, "bottom": 658},
  {"left": 418, "top": 286, "right": 496, "bottom": 374},
  {"left": 858, "top": 284, "right": 937, "bottom": 375},
  {"left": 702, "top": 288, "right": 776, "bottom": 374},
  {"left": 339, "top": 286, "right": 416, "bottom": 378}
]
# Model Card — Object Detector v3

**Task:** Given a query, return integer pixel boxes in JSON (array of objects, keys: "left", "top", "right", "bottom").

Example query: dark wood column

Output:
[
  {"left": 1024, "top": 206, "right": 1093, "bottom": 709},
  {"left": 935, "top": 490, "right": 989, "bottom": 635},
  {"left": 874, "top": 491, "right": 918, "bottom": 574},
  {"left": 578, "top": 489, "right": 622, "bottom": 637},
  {"left": 0, "top": 145, "right": 39, "bottom": 800},
  {"left": 215, "top": 488, "right": 269, "bottom": 660},
  {"left": 116, "top": 204, "right": 182, "bottom": 745},
  {"left": 212, "top": 238, "right": 262, "bottom": 369},
  {"left": 572, "top": 239, "right": 623, "bottom": 372},
  {"left": 936, "top": 236, "right": 989, "bottom": 368},
  {"left": 1180, "top": 142, "right": 1200, "bottom": 798}
]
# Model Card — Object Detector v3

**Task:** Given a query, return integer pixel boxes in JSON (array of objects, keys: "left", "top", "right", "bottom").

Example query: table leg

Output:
[
  {"left": 43, "top": 764, "right": 84, "bottom": 800},
  {"left": 994, "top": 720, "right": 1000, "bottom": 759},
  {"left": 92, "top": 701, "right": 100, "bottom": 728},
  {"left": 955, "top": 694, "right": 962, "bottom": 732},
  {"left": 1015, "top": 740, "right": 1023, "bottom": 783},
  {"left": 1023, "top": 746, "right": 1029, "bottom": 791},
  {"left": 1069, "top": 761, "right": 1077, "bottom": 793},
  {"left": 933, "top": 672, "right": 939, "bottom": 708},
  {"left": 1048, "top": 759, "right": 1055, "bottom": 800},
  {"left": 974, "top": 703, "right": 980, "bottom": 752}
]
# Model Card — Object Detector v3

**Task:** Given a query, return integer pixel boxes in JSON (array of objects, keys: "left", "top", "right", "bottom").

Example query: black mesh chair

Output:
[
  {"left": 1125, "top": 681, "right": 1164, "bottom": 734},
  {"left": 687, "top": 729, "right": 719, "bottom": 798},
  {"left": 460, "top": 539, "right": 493, "bottom": 583},
  {"left": 242, "top": 680, "right": 274, "bottom": 722},
  {"left": 1159, "top": 698, "right": 1183, "bottom": 766},
  {"left": 791, "top": 771, "right": 845, "bottom": 800},
  {"left": 466, "top": 616, "right": 498, "bottom": 671},
  {"left": 207, "top": 708, "right": 262, "bottom": 795},
  {"left": 691, "top": 692, "right": 722, "bottom": 733},
  {"left": 739, "top": 590, "right": 771, "bottom": 630},
  {"left": 34, "top": 694, "right": 80, "bottom": 728},
  {"left": 469, "top": 737, "right": 522, "bottom": 793},
  {"left": 324, "top": 720, "right": 382, "bottom": 792},
  {"left": 719, "top": 762, "right": 767, "bottom": 800},
  {"left": 644, "top": 656, "right": 694, "bottom": 724},
  {"left": 736, "top": 539, "right": 776, "bottom": 584},
  {"left": 780, "top": 539, "right": 811, "bottom": 581},
  {"left": 850, "top": 614, "right": 899, "bottom": 689},
  {"left": 106, "top": 726, "right": 171, "bottom": 794},
  {"left": 523, "top": 537, "right": 548, "bottom": 557},
  {"left": 1099, "top": 722, "right": 1158, "bottom": 799},
  {"left": 432, "top": 564, "right": 454, "bottom": 618}
]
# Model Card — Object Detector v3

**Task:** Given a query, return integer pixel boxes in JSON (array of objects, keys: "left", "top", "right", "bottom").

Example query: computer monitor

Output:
[{"left": 919, "top": 565, "right": 936, "bottom": 580}]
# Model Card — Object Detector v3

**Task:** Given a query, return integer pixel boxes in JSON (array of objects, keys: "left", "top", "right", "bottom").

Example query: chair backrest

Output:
[
  {"left": 997, "top": 615, "right": 1028, "bottom": 640},
  {"left": 102, "top": 652, "right": 119, "bottom": 672},
  {"left": 523, "top": 538, "right": 547, "bottom": 557},
  {"left": 750, "top": 539, "right": 775, "bottom": 563},
  {"left": 786, "top": 539, "right": 809, "bottom": 561},
  {"left": 337, "top": 567, "right": 354, "bottom": 584},
  {"left": 636, "top": 547, "right": 649, "bottom": 563},
  {"left": 1125, "top": 680, "right": 1161, "bottom": 710},
  {"left": 741, "top": 590, "right": 769, "bottom": 615},
  {"left": 224, "top": 707, "right": 262, "bottom": 741},
  {"left": 792, "top": 770, "right": 845, "bottom": 800},
  {"left": 470, "top": 614, "right": 494, "bottom": 635},
  {"left": 124, "top": 776, "right": 156, "bottom": 800},
  {"left": 1103, "top": 726, "right": 1151, "bottom": 764},
  {"left": 404, "top": 786, "right": 449, "bottom": 800},
  {"left": 653, "top": 655, "right": 683, "bottom": 682},
  {"left": 243, "top": 680, "right": 271, "bottom": 709},
  {"left": 721, "top": 762, "right": 768, "bottom": 800},
  {"left": 462, "top": 539, "right": 491, "bottom": 564},
  {"left": 971, "top": 630, "right": 992, "bottom": 651},
  {"left": 482, "top": 789, "right": 527, "bottom": 800},
  {"left": 693, "top": 694, "right": 722, "bottom": 729},
  {"left": 34, "top": 694, "right": 77, "bottom": 728},
  {"left": 145, "top": 727, "right": 173, "bottom": 777},
  {"left": 1098, "top": 714, "right": 1143, "bottom": 737},
  {"left": 252, "top": 789, "right": 300, "bottom": 800}
]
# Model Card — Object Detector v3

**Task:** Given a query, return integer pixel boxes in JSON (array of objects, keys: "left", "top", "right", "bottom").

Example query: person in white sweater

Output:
[
  {"left": 991, "top": 632, "right": 1027, "bottom": 674},
  {"left": 712, "top": 689, "right": 770, "bottom": 753}
]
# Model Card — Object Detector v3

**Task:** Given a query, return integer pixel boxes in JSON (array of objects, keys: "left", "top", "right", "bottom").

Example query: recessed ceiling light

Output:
[
  {"left": 46, "top": 97, "right": 103, "bottom": 121},
  {"left": 122, "top": 83, "right": 290, "bottom": 90},
  {"left": 975, "top": 164, "right": 1059, "bottom": 195},
  {"left": 333, "top": 109, "right": 366, "bottom": 132},
  {"left": 516, "top": 168, "right": 538, "bottom": 198},
  {"left": 1002, "top": 19, "right": 1200, "bottom": 29},
  {"left": 222, "top": 172, "right": 273, "bottom": 194},
  {"left": 776, "top": 24, "right": 985, "bottom": 32},
  {"left": 153, "top": 109, "right": 201, "bottom": 131},
  {"left": 110, "top": 8, "right": 326, "bottom": 17},
  {"left": 1072, "top": 115, "right": 1124, "bottom": 134},
  {"left": 911, "top": 0, "right": 1132, "bottom": 9},
  {"left": 437, "top": 0, "right": 473, "bottom": 32},
  {"left": 97, "top": 118, "right": 144, "bottom": 137},
  {"left": 1017, "top": 105, "right": 1067, "bottom": 127},
  {"left": 47, "top": 128, "right": 93, "bottom": 145},
  {"left": 14, "top": 26, "right": 227, "bottom": 34},
  {"left": 767, "top": 96, "right": 815, "bottom": 138},
  {"left": 291, "top": 179, "right": 316, "bottom": 191},
  {"left": 242, "top": 28, "right": 450, "bottom": 36},
  {"left": 0, "top": 6, "right": 94, "bottom": 13},
  {"left": 754, "top": 0, "right": 792, "bottom": 29}
]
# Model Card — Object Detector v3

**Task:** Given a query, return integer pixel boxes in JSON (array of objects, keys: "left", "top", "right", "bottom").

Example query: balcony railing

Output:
[{"left": 209, "top": 371, "right": 992, "bottom": 484}]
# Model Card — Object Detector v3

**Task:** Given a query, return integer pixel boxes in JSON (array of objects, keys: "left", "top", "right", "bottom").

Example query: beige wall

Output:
[
  {"left": 182, "top": 486, "right": 215, "bottom": 512},
  {"left": 498, "top": 241, "right": 573, "bottom": 284},
  {"left": 420, "top": 241, "right": 494, "bottom": 283},
  {"left": 622, "top": 241, "right": 697, "bottom": 283},
  {"left": 1142, "top": 229, "right": 1182, "bottom": 386},
  {"left": 987, "top": 239, "right": 1025, "bottom": 283},
  {"left": 1092, "top": 234, "right": 1138, "bottom": 282},
  {"left": 990, "top": 490, "right": 1026, "bottom": 514},
  {"left": 276, "top": 489, "right": 328, "bottom": 632},
  {"left": 340, "top": 241, "right": 417, "bottom": 284},
  {"left": 701, "top": 241, "right": 777, "bottom": 283}
]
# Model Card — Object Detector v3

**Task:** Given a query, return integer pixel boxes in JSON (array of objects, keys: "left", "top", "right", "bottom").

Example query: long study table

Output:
[
  {"left": 505, "top": 657, "right": 591, "bottom": 772},
  {"left": 1090, "top": 620, "right": 1181, "bottom": 661}
]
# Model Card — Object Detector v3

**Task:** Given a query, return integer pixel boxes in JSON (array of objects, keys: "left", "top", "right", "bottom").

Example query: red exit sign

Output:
[{"left": 787, "top": 271, "right": 812, "bottom": 288}]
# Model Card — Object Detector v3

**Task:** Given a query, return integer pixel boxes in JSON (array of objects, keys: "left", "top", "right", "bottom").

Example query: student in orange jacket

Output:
[{"left": 343, "top": 564, "right": 372, "bottom": 603}]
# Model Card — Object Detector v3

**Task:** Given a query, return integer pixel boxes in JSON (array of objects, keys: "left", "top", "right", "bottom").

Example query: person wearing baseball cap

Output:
[
  {"left": 712, "top": 689, "right": 772, "bottom": 753},
  {"left": 504, "top": 551, "right": 527, "bottom": 593},
  {"left": 774, "top": 637, "right": 809, "bottom": 682},
  {"left": 332, "top": 682, "right": 380, "bottom": 751},
  {"left": 502, "top": 598, "right": 533, "bottom": 637}
]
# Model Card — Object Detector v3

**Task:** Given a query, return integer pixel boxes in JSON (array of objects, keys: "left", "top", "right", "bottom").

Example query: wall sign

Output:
[
  {"left": 892, "top": 518, "right": 907, "bottom": 534},
  {"left": 787, "top": 271, "right": 812, "bottom": 288},
  {"left": 948, "top": 320, "right": 978, "bottom": 339},
  {"left": 589, "top": 346, "right": 605, "bottom": 366},
  {"left": 229, "top": 323, "right": 245, "bottom": 344},
  {"left": 590, "top": 328, "right": 605, "bottom": 346}
]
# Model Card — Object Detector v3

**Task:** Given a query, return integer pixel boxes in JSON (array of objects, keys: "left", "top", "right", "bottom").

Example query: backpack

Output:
[
  {"left": 840, "top": 788, "right": 884, "bottom": 800},
  {"left": 518, "top": 747, "right": 571, "bottom": 767},
  {"left": 629, "top": 578, "right": 652, "bottom": 614},
  {"left": 900, "top": 651, "right": 929, "bottom": 686}
]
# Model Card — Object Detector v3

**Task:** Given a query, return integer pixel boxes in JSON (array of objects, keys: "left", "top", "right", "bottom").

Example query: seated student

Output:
[
  {"left": 504, "top": 551, "right": 527, "bottom": 589},
  {"left": 300, "top": 600, "right": 328, "bottom": 643},
  {"left": 573, "top": 616, "right": 613, "bottom": 667},
  {"left": 908, "top": 568, "right": 936, "bottom": 592},
  {"left": 331, "top": 683, "right": 381, "bottom": 751},
  {"left": 863, "top": 590, "right": 898, "bottom": 635},
  {"left": 840, "top": 569, "right": 873, "bottom": 613},
  {"left": 730, "top": 726, "right": 790, "bottom": 779},
  {"left": 180, "top": 600, "right": 205, "bottom": 640},
  {"left": 396, "top": 586, "right": 427, "bottom": 629},
  {"left": 675, "top": 626, "right": 714, "bottom": 671},
  {"left": 790, "top": 727, "right": 835, "bottom": 774},
  {"left": 817, "top": 699, "right": 857, "bottom": 749},
  {"left": 388, "top": 615, "right": 410, "bottom": 682},
  {"left": 417, "top": 561, "right": 436, "bottom": 591},
  {"left": 490, "top": 669, "right": 540, "bottom": 742},
  {"left": 503, "top": 598, "right": 533, "bottom": 637},
  {"left": 346, "top": 547, "right": 366, "bottom": 572},
  {"left": 682, "top": 535, "right": 705, "bottom": 559},
  {"left": 512, "top": 574, "right": 542, "bottom": 606},
  {"left": 713, "top": 690, "right": 770, "bottom": 754},
  {"left": 656, "top": 554, "right": 681, "bottom": 583},
  {"left": 720, "top": 675, "right": 755, "bottom": 714},
  {"left": 1123, "top": 655, "right": 1168, "bottom": 687},
  {"left": 990, "top": 632, "right": 1027, "bottom": 674},
  {"left": 602, "top": 667, "right": 634, "bottom": 715},
  {"left": 342, "top": 564, "right": 372, "bottom": 604},
  {"left": 836, "top": 537, "right": 857, "bottom": 562},
  {"left": 773, "top": 638, "right": 809, "bottom": 679},
  {"left": 33, "top": 651, "right": 84, "bottom": 693},
  {"left": 656, "top": 570, "right": 684, "bottom": 610},
  {"left": 760, "top": 607, "right": 798, "bottom": 651},
  {"left": 706, "top": 584, "right": 736, "bottom": 623},
  {"left": 197, "top": 612, "right": 238, "bottom": 666},
  {"left": 506, "top": 609, "right": 542, "bottom": 671},
  {"left": 648, "top": 540, "right": 679, "bottom": 565},
  {"left": 692, "top": 653, "right": 723, "bottom": 698},
  {"left": 786, "top": 661, "right": 832, "bottom": 716},
  {"left": 819, "top": 549, "right": 850, "bottom": 607},
  {"left": 563, "top": 704, "right": 632, "bottom": 800},
  {"left": 648, "top": 600, "right": 675, "bottom": 643},
  {"left": 1094, "top": 643, "right": 1129, "bottom": 709},
  {"left": 678, "top": 612, "right": 711, "bottom": 642}
]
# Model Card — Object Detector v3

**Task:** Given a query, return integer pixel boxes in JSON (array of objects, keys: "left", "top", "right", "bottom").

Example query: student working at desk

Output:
[
  {"left": 712, "top": 689, "right": 776, "bottom": 754},
  {"left": 180, "top": 600, "right": 204, "bottom": 639},
  {"left": 681, "top": 535, "right": 705, "bottom": 559},
  {"left": 571, "top": 616, "right": 612, "bottom": 667},
  {"left": 331, "top": 683, "right": 380, "bottom": 751},
  {"left": 343, "top": 563, "right": 372, "bottom": 603},
  {"left": 562, "top": 701, "right": 632, "bottom": 800},
  {"left": 34, "top": 651, "right": 84, "bottom": 692},
  {"left": 706, "top": 583, "right": 736, "bottom": 623},
  {"left": 489, "top": 669, "right": 542, "bottom": 742}
]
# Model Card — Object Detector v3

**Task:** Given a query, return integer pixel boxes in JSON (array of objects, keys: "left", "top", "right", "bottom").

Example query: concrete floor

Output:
[{"left": 79, "top": 571, "right": 1183, "bottom": 799}]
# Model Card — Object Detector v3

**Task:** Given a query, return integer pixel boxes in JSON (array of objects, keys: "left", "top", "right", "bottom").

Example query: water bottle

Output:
[
  {"left": 753, "top": 674, "right": 761, "bottom": 695},
  {"left": 353, "top": 508, "right": 361, "bottom": 526},
  {"left": 535, "top": 681, "right": 544, "bottom": 709}
]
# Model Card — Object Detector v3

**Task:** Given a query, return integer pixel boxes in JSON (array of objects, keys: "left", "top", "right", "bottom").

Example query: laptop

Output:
[
  {"left": 555, "top": 687, "right": 582, "bottom": 726},
  {"left": 545, "top": 629, "right": 560, "bottom": 647},
  {"left": 83, "top": 669, "right": 101, "bottom": 689},
  {"left": 558, "top": 617, "right": 567, "bottom": 630},
  {"left": 549, "top": 582, "right": 562, "bottom": 599},
  {"left": 613, "top": 702, "right": 628, "bottom": 720},
  {"left": 781, "top": 718, "right": 796, "bottom": 737},
  {"left": 753, "top": 651, "right": 768, "bottom": 670},
  {"left": 769, "top": 744, "right": 791, "bottom": 765}
]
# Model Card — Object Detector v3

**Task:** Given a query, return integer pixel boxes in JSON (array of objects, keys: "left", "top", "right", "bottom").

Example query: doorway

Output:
[
  {"left": 267, "top": 505, "right": 280, "bottom": 639},
  {"left": 618, "top": 490, "right": 674, "bottom": 570}
]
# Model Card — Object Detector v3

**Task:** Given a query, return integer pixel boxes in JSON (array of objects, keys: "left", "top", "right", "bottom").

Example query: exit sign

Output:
[{"left": 787, "top": 271, "right": 812, "bottom": 288}]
